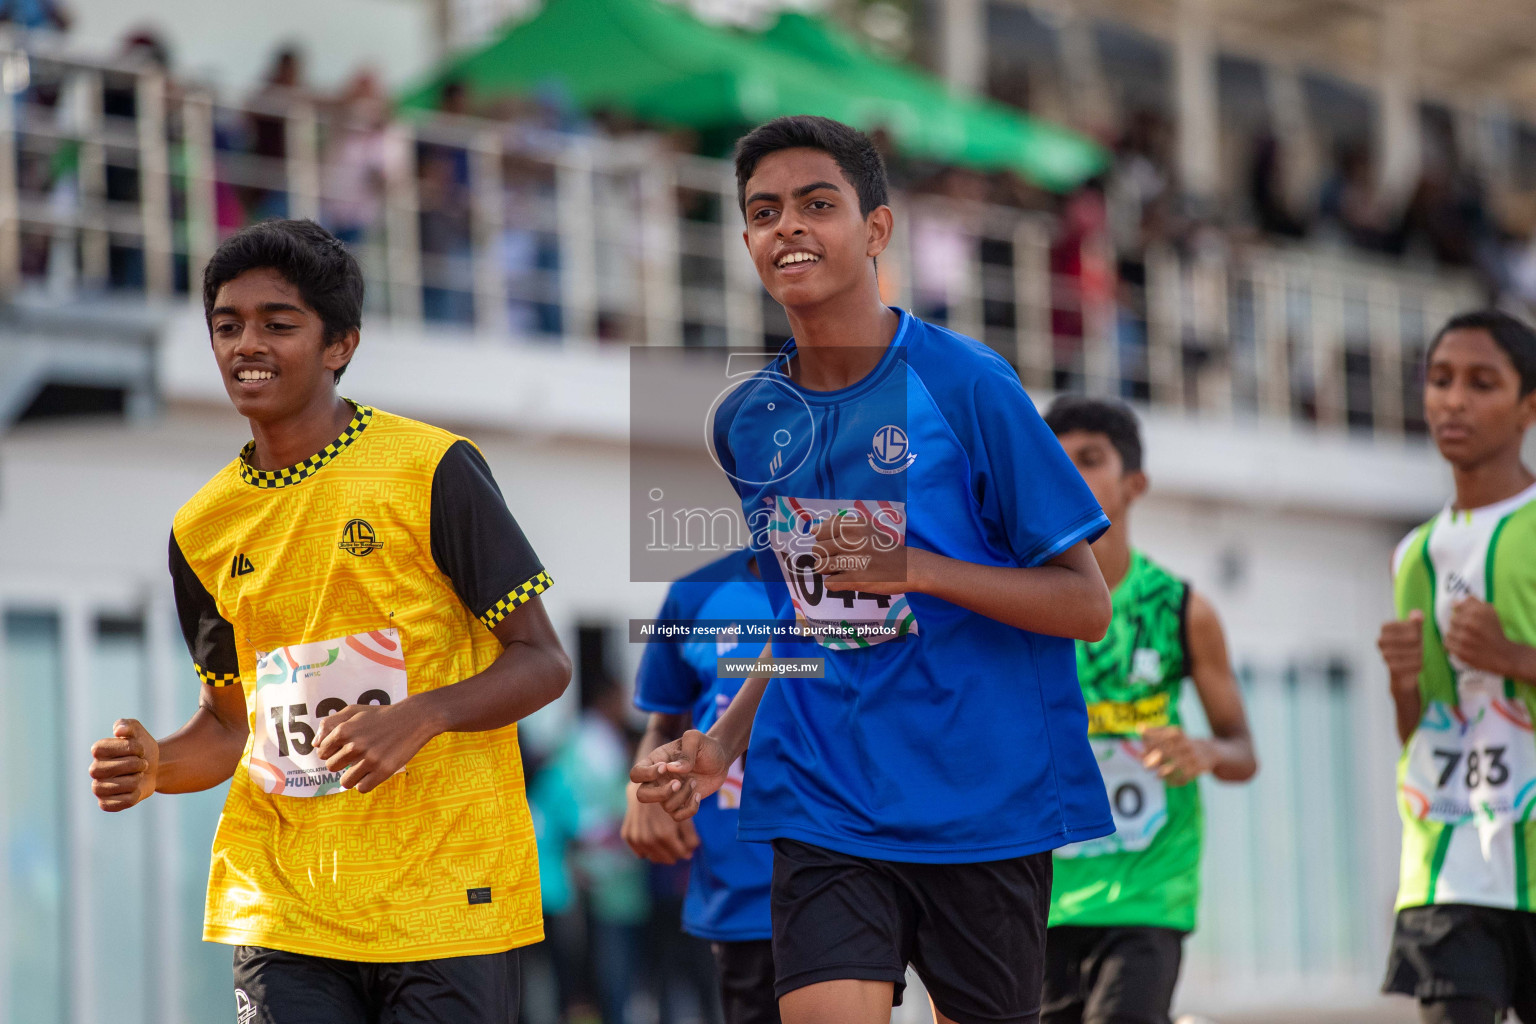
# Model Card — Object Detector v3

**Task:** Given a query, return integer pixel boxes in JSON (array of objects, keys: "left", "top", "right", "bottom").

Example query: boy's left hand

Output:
[
  {"left": 1445, "top": 597, "right": 1522, "bottom": 678},
  {"left": 317, "top": 701, "right": 438, "bottom": 793},
  {"left": 1141, "top": 726, "right": 1216, "bottom": 786}
]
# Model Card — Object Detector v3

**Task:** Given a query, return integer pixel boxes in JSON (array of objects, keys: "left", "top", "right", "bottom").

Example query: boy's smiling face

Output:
[
  {"left": 741, "top": 147, "right": 891, "bottom": 312},
  {"left": 208, "top": 267, "right": 357, "bottom": 424}
]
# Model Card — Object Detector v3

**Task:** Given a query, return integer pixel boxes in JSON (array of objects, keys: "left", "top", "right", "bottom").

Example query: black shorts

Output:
[
  {"left": 1041, "top": 926, "right": 1185, "bottom": 1024},
  {"left": 770, "top": 838, "right": 1053, "bottom": 1024},
  {"left": 231, "top": 945, "right": 520, "bottom": 1024},
  {"left": 712, "top": 939, "right": 782, "bottom": 1024},
  {"left": 1384, "top": 903, "right": 1536, "bottom": 1012}
]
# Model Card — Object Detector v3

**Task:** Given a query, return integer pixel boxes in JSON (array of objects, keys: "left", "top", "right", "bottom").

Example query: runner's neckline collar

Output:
[
  {"left": 774, "top": 308, "right": 911, "bottom": 404},
  {"left": 237, "top": 402, "right": 373, "bottom": 489},
  {"left": 1442, "top": 477, "right": 1536, "bottom": 523}
]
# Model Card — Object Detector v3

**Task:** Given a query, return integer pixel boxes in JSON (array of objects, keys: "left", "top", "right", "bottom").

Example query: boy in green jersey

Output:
[
  {"left": 1379, "top": 310, "right": 1536, "bottom": 1024},
  {"left": 1044, "top": 397, "right": 1258, "bottom": 1024}
]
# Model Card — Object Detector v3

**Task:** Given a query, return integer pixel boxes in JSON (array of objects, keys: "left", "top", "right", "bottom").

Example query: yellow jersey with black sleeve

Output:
[{"left": 167, "top": 402, "right": 553, "bottom": 962}]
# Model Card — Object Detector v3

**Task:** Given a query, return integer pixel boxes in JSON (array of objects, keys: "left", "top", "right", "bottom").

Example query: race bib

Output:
[
  {"left": 249, "top": 628, "right": 409, "bottom": 797},
  {"left": 1056, "top": 737, "right": 1168, "bottom": 859},
  {"left": 1402, "top": 693, "right": 1536, "bottom": 827},
  {"left": 765, "top": 496, "right": 918, "bottom": 651},
  {"left": 713, "top": 691, "right": 747, "bottom": 810}
]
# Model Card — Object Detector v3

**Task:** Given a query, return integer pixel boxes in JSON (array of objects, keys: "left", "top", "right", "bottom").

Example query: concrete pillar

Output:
[
  {"left": 1264, "top": 61, "right": 1322, "bottom": 217},
  {"left": 940, "top": 0, "right": 985, "bottom": 95},
  {"left": 1174, "top": 0, "right": 1221, "bottom": 202},
  {"left": 1055, "top": 4, "right": 1115, "bottom": 133},
  {"left": 1376, "top": 0, "right": 1421, "bottom": 207}
]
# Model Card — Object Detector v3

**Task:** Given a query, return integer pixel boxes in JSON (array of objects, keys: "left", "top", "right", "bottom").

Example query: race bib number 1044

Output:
[
  {"left": 249, "top": 629, "right": 409, "bottom": 797},
  {"left": 766, "top": 496, "right": 919, "bottom": 651}
]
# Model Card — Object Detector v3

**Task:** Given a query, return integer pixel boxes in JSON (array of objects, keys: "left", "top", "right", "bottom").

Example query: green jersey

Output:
[
  {"left": 1393, "top": 480, "right": 1536, "bottom": 912},
  {"left": 1050, "top": 550, "right": 1202, "bottom": 931}
]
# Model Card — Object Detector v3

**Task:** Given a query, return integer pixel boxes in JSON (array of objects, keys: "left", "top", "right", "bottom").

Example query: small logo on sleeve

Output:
[
  {"left": 467, "top": 887, "right": 493, "bottom": 905},
  {"left": 339, "top": 519, "right": 384, "bottom": 557},
  {"left": 231, "top": 553, "right": 255, "bottom": 577}
]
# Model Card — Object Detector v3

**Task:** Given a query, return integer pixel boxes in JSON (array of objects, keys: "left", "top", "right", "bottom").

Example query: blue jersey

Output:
[
  {"left": 634, "top": 549, "right": 775, "bottom": 941},
  {"left": 712, "top": 309, "right": 1114, "bottom": 863}
]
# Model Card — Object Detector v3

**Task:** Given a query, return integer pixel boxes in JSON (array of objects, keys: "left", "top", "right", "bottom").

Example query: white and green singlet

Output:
[{"left": 1393, "top": 480, "right": 1536, "bottom": 911}]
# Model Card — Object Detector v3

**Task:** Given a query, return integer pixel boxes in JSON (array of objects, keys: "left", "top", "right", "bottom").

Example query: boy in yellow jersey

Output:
[{"left": 85, "top": 219, "right": 572, "bottom": 1024}]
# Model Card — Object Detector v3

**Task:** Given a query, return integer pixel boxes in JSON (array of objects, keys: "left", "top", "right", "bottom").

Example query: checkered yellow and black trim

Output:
[
  {"left": 480, "top": 571, "right": 554, "bottom": 629},
  {"left": 238, "top": 403, "right": 373, "bottom": 489},
  {"left": 194, "top": 663, "right": 240, "bottom": 687}
]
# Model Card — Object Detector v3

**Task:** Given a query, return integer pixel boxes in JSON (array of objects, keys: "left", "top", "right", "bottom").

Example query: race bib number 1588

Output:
[{"left": 249, "top": 628, "right": 409, "bottom": 798}]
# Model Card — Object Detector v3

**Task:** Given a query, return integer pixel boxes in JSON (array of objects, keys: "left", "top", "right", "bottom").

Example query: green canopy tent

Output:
[
  {"left": 756, "top": 12, "right": 1107, "bottom": 191},
  {"left": 401, "top": 0, "right": 1106, "bottom": 191}
]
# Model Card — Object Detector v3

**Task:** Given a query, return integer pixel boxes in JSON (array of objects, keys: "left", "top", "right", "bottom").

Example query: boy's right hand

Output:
[
  {"left": 1378, "top": 611, "right": 1425, "bottom": 695},
  {"left": 630, "top": 729, "right": 732, "bottom": 822},
  {"left": 89, "top": 719, "right": 160, "bottom": 812},
  {"left": 623, "top": 782, "right": 701, "bottom": 864}
]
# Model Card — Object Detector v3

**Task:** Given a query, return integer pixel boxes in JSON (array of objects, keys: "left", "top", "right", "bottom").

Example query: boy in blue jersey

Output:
[
  {"left": 632, "top": 115, "right": 1115, "bottom": 1024},
  {"left": 623, "top": 551, "right": 780, "bottom": 1024}
]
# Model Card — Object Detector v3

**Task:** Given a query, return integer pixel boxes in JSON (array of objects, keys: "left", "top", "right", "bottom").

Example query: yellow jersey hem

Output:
[{"left": 202, "top": 920, "right": 546, "bottom": 962}]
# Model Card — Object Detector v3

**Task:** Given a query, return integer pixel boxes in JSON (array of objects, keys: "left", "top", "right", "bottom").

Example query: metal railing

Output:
[{"left": 0, "top": 40, "right": 1481, "bottom": 435}]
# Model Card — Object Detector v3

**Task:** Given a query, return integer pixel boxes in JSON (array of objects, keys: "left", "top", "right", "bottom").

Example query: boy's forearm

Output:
[
  {"left": 912, "top": 546, "right": 1110, "bottom": 640},
  {"left": 708, "top": 674, "right": 768, "bottom": 761},
  {"left": 411, "top": 639, "right": 571, "bottom": 735},
  {"left": 1391, "top": 679, "right": 1422, "bottom": 746},
  {"left": 1205, "top": 735, "right": 1257, "bottom": 782},
  {"left": 155, "top": 706, "right": 248, "bottom": 794}
]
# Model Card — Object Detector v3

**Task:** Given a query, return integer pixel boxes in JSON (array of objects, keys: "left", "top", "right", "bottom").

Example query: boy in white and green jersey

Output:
[
  {"left": 1379, "top": 311, "right": 1536, "bottom": 1024},
  {"left": 1044, "top": 397, "right": 1258, "bottom": 1024}
]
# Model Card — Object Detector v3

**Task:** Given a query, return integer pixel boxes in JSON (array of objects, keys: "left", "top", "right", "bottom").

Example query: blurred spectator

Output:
[
  {"left": 1317, "top": 142, "right": 1397, "bottom": 253},
  {"left": 321, "top": 70, "right": 390, "bottom": 248},
  {"left": 102, "top": 30, "right": 176, "bottom": 290},
  {"left": 644, "top": 860, "right": 723, "bottom": 1024},
  {"left": 418, "top": 148, "right": 474, "bottom": 324},
  {"left": 910, "top": 167, "right": 987, "bottom": 323},
  {"left": 244, "top": 45, "right": 308, "bottom": 221},
  {"left": 1051, "top": 181, "right": 1114, "bottom": 391},
  {"left": 0, "top": 0, "right": 69, "bottom": 31},
  {"left": 500, "top": 149, "right": 562, "bottom": 337},
  {"left": 1105, "top": 109, "right": 1172, "bottom": 258},
  {"left": 415, "top": 76, "right": 476, "bottom": 323},
  {"left": 553, "top": 674, "right": 649, "bottom": 1024},
  {"left": 1248, "top": 131, "right": 1307, "bottom": 239},
  {"left": 1400, "top": 153, "right": 1502, "bottom": 294},
  {"left": 528, "top": 745, "right": 598, "bottom": 1024}
]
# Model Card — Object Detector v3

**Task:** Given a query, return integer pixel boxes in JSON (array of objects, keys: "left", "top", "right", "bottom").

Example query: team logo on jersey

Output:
[
  {"left": 338, "top": 519, "right": 383, "bottom": 557},
  {"left": 1445, "top": 571, "right": 1474, "bottom": 600},
  {"left": 868, "top": 425, "right": 917, "bottom": 475},
  {"left": 230, "top": 553, "right": 255, "bottom": 577},
  {"left": 1130, "top": 648, "right": 1163, "bottom": 683}
]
